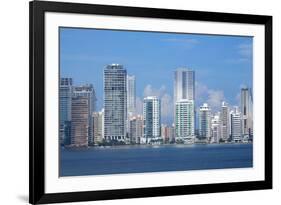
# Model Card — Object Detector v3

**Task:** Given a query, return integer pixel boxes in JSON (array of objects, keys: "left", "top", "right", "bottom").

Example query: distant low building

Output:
[
  {"left": 161, "top": 124, "right": 169, "bottom": 143},
  {"left": 129, "top": 115, "right": 143, "bottom": 144},
  {"left": 92, "top": 110, "right": 104, "bottom": 144}
]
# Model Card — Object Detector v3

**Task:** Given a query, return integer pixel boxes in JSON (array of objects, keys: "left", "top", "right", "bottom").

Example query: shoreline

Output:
[{"left": 62, "top": 142, "right": 253, "bottom": 150}]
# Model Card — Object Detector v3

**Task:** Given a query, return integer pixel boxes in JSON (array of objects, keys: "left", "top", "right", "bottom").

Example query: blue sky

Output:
[{"left": 60, "top": 27, "right": 253, "bottom": 124}]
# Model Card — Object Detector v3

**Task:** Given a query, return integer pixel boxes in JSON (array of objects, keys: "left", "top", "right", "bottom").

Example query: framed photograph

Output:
[{"left": 29, "top": 0, "right": 272, "bottom": 204}]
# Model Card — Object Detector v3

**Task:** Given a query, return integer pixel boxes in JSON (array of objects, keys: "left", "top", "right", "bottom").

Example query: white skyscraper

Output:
[
  {"left": 211, "top": 114, "right": 221, "bottom": 143},
  {"left": 175, "top": 99, "right": 195, "bottom": 143},
  {"left": 241, "top": 88, "right": 253, "bottom": 138},
  {"left": 230, "top": 106, "right": 242, "bottom": 142},
  {"left": 220, "top": 101, "right": 230, "bottom": 142},
  {"left": 104, "top": 64, "right": 127, "bottom": 142},
  {"left": 142, "top": 96, "right": 161, "bottom": 144},
  {"left": 174, "top": 68, "right": 195, "bottom": 131},
  {"left": 127, "top": 75, "right": 136, "bottom": 115},
  {"left": 199, "top": 103, "right": 211, "bottom": 141}
]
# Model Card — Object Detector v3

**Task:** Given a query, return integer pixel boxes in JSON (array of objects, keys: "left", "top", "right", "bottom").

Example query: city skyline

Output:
[
  {"left": 60, "top": 27, "right": 253, "bottom": 124},
  {"left": 59, "top": 28, "right": 253, "bottom": 146},
  {"left": 60, "top": 71, "right": 252, "bottom": 146}
]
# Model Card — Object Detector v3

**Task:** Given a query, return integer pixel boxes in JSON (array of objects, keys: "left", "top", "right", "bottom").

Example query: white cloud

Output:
[
  {"left": 195, "top": 81, "right": 208, "bottom": 101},
  {"left": 195, "top": 81, "right": 226, "bottom": 112},
  {"left": 143, "top": 84, "right": 166, "bottom": 97},
  {"left": 207, "top": 90, "right": 225, "bottom": 111}
]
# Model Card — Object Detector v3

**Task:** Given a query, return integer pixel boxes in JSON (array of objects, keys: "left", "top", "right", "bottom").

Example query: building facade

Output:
[
  {"left": 199, "top": 103, "right": 211, "bottom": 141},
  {"left": 211, "top": 114, "right": 221, "bottom": 143},
  {"left": 220, "top": 101, "right": 230, "bottom": 142},
  {"left": 142, "top": 96, "right": 161, "bottom": 144},
  {"left": 174, "top": 68, "right": 195, "bottom": 102},
  {"left": 104, "top": 64, "right": 127, "bottom": 142},
  {"left": 59, "top": 78, "right": 73, "bottom": 145},
  {"left": 127, "top": 75, "right": 136, "bottom": 115},
  {"left": 230, "top": 107, "right": 242, "bottom": 142},
  {"left": 241, "top": 88, "right": 253, "bottom": 138},
  {"left": 73, "top": 84, "right": 97, "bottom": 145},
  {"left": 175, "top": 99, "right": 195, "bottom": 143},
  {"left": 71, "top": 96, "right": 89, "bottom": 146},
  {"left": 92, "top": 110, "right": 104, "bottom": 144},
  {"left": 129, "top": 115, "right": 143, "bottom": 144}
]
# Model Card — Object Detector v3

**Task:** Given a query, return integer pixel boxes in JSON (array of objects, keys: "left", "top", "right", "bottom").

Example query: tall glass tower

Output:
[
  {"left": 127, "top": 75, "right": 136, "bottom": 115},
  {"left": 199, "top": 103, "right": 211, "bottom": 141},
  {"left": 104, "top": 64, "right": 127, "bottom": 142},
  {"left": 174, "top": 68, "right": 195, "bottom": 103},
  {"left": 241, "top": 88, "right": 253, "bottom": 138},
  {"left": 142, "top": 96, "right": 161, "bottom": 144},
  {"left": 220, "top": 101, "right": 230, "bottom": 142},
  {"left": 59, "top": 78, "right": 73, "bottom": 145}
]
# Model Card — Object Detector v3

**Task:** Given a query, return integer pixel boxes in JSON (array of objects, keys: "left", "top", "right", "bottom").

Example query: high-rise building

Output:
[
  {"left": 199, "top": 103, "right": 211, "bottom": 140},
  {"left": 127, "top": 75, "right": 136, "bottom": 115},
  {"left": 220, "top": 101, "right": 230, "bottom": 142},
  {"left": 142, "top": 96, "right": 161, "bottom": 144},
  {"left": 129, "top": 115, "right": 143, "bottom": 144},
  {"left": 92, "top": 110, "right": 104, "bottom": 144},
  {"left": 230, "top": 106, "right": 242, "bottom": 142},
  {"left": 175, "top": 99, "right": 195, "bottom": 143},
  {"left": 73, "top": 84, "right": 97, "bottom": 145},
  {"left": 126, "top": 75, "right": 136, "bottom": 136},
  {"left": 71, "top": 96, "right": 89, "bottom": 146},
  {"left": 104, "top": 64, "right": 127, "bottom": 142},
  {"left": 174, "top": 68, "right": 195, "bottom": 102},
  {"left": 241, "top": 88, "right": 253, "bottom": 138},
  {"left": 59, "top": 78, "right": 73, "bottom": 145},
  {"left": 174, "top": 68, "right": 195, "bottom": 134},
  {"left": 211, "top": 114, "right": 221, "bottom": 143}
]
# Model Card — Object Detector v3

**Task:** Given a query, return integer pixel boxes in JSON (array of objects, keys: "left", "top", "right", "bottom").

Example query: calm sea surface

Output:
[{"left": 60, "top": 143, "right": 253, "bottom": 176}]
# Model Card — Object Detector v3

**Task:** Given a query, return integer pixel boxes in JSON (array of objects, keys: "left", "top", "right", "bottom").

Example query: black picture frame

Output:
[{"left": 29, "top": 0, "right": 272, "bottom": 204}]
